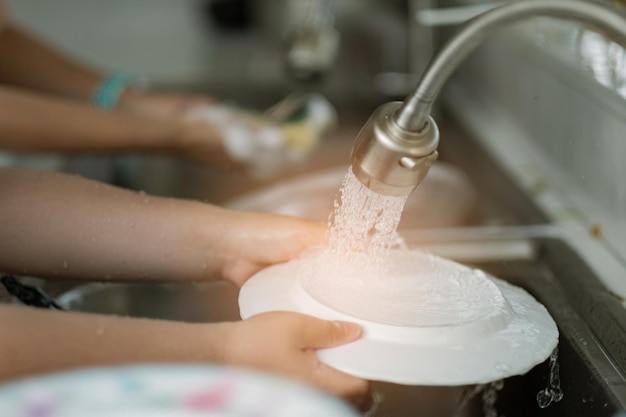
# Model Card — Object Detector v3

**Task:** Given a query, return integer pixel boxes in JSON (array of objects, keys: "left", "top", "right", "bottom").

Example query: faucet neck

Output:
[{"left": 394, "top": 0, "right": 626, "bottom": 131}]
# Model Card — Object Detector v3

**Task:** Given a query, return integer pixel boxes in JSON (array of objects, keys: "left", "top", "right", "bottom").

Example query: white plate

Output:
[{"left": 239, "top": 249, "right": 558, "bottom": 386}]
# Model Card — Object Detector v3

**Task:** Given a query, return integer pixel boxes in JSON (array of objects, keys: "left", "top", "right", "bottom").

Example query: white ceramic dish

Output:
[{"left": 239, "top": 249, "right": 558, "bottom": 386}]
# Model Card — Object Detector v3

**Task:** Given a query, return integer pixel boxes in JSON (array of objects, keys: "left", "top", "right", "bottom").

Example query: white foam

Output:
[{"left": 300, "top": 249, "right": 512, "bottom": 327}]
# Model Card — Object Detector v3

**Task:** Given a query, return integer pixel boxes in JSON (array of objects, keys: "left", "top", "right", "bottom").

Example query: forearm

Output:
[
  {"left": 0, "top": 303, "right": 229, "bottom": 381},
  {"left": 0, "top": 167, "right": 232, "bottom": 282},
  {"left": 0, "top": 25, "right": 103, "bottom": 100},
  {"left": 0, "top": 306, "right": 368, "bottom": 399},
  {"left": 0, "top": 85, "right": 179, "bottom": 153}
]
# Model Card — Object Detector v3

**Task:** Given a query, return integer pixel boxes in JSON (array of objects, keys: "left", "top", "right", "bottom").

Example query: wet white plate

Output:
[{"left": 239, "top": 250, "right": 558, "bottom": 386}]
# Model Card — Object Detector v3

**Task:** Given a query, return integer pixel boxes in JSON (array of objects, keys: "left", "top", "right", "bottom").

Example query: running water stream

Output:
[
  {"left": 536, "top": 347, "right": 564, "bottom": 408},
  {"left": 320, "top": 166, "right": 562, "bottom": 416},
  {"left": 328, "top": 167, "right": 408, "bottom": 260}
]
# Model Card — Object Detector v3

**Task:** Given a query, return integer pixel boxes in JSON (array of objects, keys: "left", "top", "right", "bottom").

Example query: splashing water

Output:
[
  {"left": 482, "top": 380, "right": 504, "bottom": 417},
  {"left": 453, "top": 380, "right": 505, "bottom": 417},
  {"left": 454, "top": 384, "right": 485, "bottom": 415},
  {"left": 328, "top": 167, "right": 407, "bottom": 265},
  {"left": 536, "top": 347, "right": 564, "bottom": 408}
]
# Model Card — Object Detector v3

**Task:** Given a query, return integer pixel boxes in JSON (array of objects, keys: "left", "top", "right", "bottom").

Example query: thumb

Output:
[{"left": 299, "top": 318, "right": 362, "bottom": 349}]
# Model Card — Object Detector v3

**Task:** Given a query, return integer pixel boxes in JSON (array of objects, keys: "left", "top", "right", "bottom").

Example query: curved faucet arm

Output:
[
  {"left": 350, "top": 0, "right": 626, "bottom": 197},
  {"left": 395, "top": 0, "right": 626, "bottom": 131}
]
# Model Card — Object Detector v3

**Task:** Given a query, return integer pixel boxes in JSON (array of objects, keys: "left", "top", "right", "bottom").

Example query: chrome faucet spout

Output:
[
  {"left": 351, "top": 0, "right": 626, "bottom": 196},
  {"left": 395, "top": 0, "right": 626, "bottom": 132}
]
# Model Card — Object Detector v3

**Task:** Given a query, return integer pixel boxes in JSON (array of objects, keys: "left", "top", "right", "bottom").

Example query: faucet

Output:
[{"left": 350, "top": 0, "right": 626, "bottom": 196}]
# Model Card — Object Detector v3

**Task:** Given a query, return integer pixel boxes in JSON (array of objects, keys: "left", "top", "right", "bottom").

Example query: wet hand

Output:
[
  {"left": 182, "top": 104, "right": 287, "bottom": 171},
  {"left": 222, "top": 312, "right": 369, "bottom": 398},
  {"left": 118, "top": 89, "right": 213, "bottom": 120},
  {"left": 215, "top": 211, "right": 327, "bottom": 287}
]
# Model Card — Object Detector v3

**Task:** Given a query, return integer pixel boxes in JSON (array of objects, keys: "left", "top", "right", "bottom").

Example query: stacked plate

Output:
[{"left": 239, "top": 249, "right": 558, "bottom": 386}]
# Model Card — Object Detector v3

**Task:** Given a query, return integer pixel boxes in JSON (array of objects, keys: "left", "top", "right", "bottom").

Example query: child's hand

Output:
[
  {"left": 213, "top": 211, "right": 328, "bottom": 287},
  {"left": 222, "top": 311, "right": 369, "bottom": 398},
  {"left": 118, "top": 90, "right": 213, "bottom": 120}
]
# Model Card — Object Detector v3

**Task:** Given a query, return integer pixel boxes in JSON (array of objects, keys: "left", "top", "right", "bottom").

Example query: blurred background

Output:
[
  {"left": 6, "top": 0, "right": 623, "bottom": 283},
  {"left": 3, "top": 1, "right": 626, "bottom": 415}
]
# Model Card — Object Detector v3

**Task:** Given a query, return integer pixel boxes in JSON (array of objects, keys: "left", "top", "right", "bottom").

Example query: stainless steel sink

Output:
[
  {"left": 469, "top": 239, "right": 626, "bottom": 417},
  {"left": 57, "top": 281, "right": 241, "bottom": 323}
]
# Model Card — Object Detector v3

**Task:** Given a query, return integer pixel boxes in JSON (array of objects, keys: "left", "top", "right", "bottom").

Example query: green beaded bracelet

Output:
[{"left": 91, "top": 72, "right": 142, "bottom": 109}]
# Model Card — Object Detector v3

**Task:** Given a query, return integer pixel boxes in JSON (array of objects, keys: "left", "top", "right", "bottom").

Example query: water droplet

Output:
[
  {"left": 494, "top": 362, "right": 510, "bottom": 374},
  {"left": 62, "top": 260, "right": 69, "bottom": 269},
  {"left": 455, "top": 384, "right": 485, "bottom": 414},
  {"left": 537, "top": 388, "right": 553, "bottom": 408},
  {"left": 536, "top": 347, "right": 564, "bottom": 408},
  {"left": 482, "top": 380, "right": 504, "bottom": 417}
]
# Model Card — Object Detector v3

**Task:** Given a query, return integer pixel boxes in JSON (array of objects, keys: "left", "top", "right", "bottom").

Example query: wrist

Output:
[
  {"left": 174, "top": 202, "right": 237, "bottom": 282},
  {"left": 207, "top": 321, "right": 240, "bottom": 365},
  {"left": 171, "top": 116, "right": 231, "bottom": 165},
  {"left": 91, "top": 72, "right": 148, "bottom": 109}
]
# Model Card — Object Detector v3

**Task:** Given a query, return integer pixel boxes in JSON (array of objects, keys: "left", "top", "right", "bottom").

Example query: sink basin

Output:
[{"left": 57, "top": 281, "right": 241, "bottom": 323}]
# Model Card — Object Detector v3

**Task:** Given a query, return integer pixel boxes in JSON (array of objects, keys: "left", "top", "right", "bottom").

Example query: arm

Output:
[
  {"left": 0, "top": 3, "right": 217, "bottom": 152},
  {"left": 0, "top": 305, "right": 367, "bottom": 397},
  {"left": 0, "top": 5, "right": 283, "bottom": 166},
  {"left": 0, "top": 169, "right": 364, "bottom": 397},
  {"left": 0, "top": 86, "right": 235, "bottom": 165},
  {"left": 0, "top": 167, "right": 326, "bottom": 285},
  {"left": 0, "top": 5, "right": 211, "bottom": 117},
  {"left": 0, "top": 9, "right": 208, "bottom": 112},
  {"left": 0, "top": 23, "right": 102, "bottom": 100},
  {"left": 0, "top": 85, "right": 178, "bottom": 152}
]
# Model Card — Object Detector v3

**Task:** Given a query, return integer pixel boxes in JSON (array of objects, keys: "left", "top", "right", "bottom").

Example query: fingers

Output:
[
  {"left": 308, "top": 357, "right": 370, "bottom": 398},
  {"left": 232, "top": 312, "right": 369, "bottom": 398},
  {"left": 296, "top": 316, "right": 362, "bottom": 349},
  {"left": 294, "top": 315, "right": 369, "bottom": 396}
]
